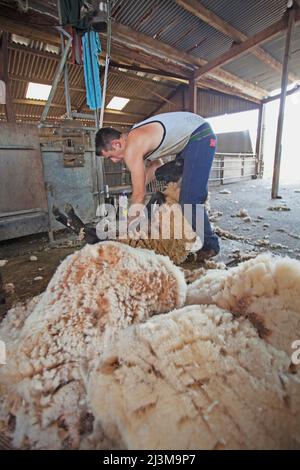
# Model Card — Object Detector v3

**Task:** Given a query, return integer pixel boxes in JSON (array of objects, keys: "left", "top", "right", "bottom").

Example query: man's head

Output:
[{"left": 95, "top": 127, "right": 127, "bottom": 162}]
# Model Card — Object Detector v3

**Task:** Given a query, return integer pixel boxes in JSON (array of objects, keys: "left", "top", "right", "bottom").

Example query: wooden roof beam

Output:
[
  {"left": 12, "top": 99, "right": 145, "bottom": 117},
  {"left": 0, "top": 6, "right": 267, "bottom": 100},
  {"left": 176, "top": 0, "right": 300, "bottom": 84},
  {"left": 194, "top": 7, "right": 300, "bottom": 82},
  {"left": 8, "top": 40, "right": 186, "bottom": 82},
  {"left": 11, "top": 75, "right": 161, "bottom": 105},
  {"left": 0, "top": 111, "right": 134, "bottom": 127},
  {"left": 111, "top": 22, "right": 267, "bottom": 100}
]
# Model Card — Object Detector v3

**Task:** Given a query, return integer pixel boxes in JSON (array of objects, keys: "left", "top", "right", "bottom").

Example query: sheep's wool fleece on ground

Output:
[
  {"left": 0, "top": 243, "right": 300, "bottom": 450},
  {"left": 0, "top": 242, "right": 186, "bottom": 449}
]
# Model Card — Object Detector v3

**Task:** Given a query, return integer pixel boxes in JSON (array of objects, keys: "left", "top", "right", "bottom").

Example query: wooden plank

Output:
[
  {"left": 12, "top": 99, "right": 145, "bottom": 117},
  {"left": 255, "top": 103, "right": 265, "bottom": 177},
  {"left": 0, "top": 8, "right": 61, "bottom": 45},
  {"left": 263, "top": 83, "right": 300, "bottom": 103},
  {"left": 189, "top": 79, "right": 198, "bottom": 113},
  {"left": 0, "top": 32, "right": 15, "bottom": 122},
  {"left": 176, "top": 0, "right": 244, "bottom": 41},
  {"left": 176, "top": 0, "right": 300, "bottom": 83},
  {"left": 272, "top": 7, "right": 296, "bottom": 199},
  {"left": 0, "top": 124, "right": 48, "bottom": 213}
]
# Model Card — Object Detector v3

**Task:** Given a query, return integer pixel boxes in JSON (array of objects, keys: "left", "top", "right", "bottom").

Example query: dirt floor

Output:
[{"left": 1, "top": 178, "right": 300, "bottom": 313}]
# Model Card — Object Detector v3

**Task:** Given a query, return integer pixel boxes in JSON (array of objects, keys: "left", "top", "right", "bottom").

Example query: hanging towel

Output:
[{"left": 82, "top": 31, "right": 102, "bottom": 110}]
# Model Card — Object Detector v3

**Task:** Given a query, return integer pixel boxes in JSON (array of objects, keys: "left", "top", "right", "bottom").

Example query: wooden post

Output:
[
  {"left": 272, "top": 6, "right": 295, "bottom": 199},
  {"left": 189, "top": 78, "right": 198, "bottom": 113},
  {"left": 0, "top": 32, "right": 15, "bottom": 122},
  {"left": 220, "top": 155, "right": 225, "bottom": 185},
  {"left": 255, "top": 103, "right": 265, "bottom": 178}
]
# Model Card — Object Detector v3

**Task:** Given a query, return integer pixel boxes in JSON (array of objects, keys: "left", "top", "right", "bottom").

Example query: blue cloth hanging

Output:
[{"left": 82, "top": 31, "right": 102, "bottom": 110}]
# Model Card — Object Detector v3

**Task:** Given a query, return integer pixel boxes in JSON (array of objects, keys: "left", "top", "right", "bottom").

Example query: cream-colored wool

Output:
[
  {"left": 1, "top": 247, "right": 300, "bottom": 450},
  {"left": 186, "top": 253, "right": 300, "bottom": 354},
  {"left": 0, "top": 242, "right": 186, "bottom": 449},
  {"left": 121, "top": 182, "right": 198, "bottom": 265},
  {"left": 87, "top": 306, "right": 300, "bottom": 450}
]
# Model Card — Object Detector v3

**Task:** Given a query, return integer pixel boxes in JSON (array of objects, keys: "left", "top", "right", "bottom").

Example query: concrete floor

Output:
[
  {"left": 0, "top": 178, "right": 300, "bottom": 312},
  {"left": 209, "top": 178, "right": 300, "bottom": 264}
]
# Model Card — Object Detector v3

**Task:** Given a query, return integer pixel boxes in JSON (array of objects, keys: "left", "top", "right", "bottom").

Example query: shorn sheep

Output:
[{"left": 0, "top": 242, "right": 300, "bottom": 449}]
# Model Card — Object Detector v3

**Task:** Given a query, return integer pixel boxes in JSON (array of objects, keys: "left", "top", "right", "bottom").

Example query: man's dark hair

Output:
[{"left": 95, "top": 127, "right": 121, "bottom": 155}]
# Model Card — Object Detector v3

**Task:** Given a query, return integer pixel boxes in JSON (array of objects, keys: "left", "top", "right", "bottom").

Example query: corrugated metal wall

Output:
[
  {"left": 196, "top": 89, "right": 259, "bottom": 117},
  {"left": 155, "top": 86, "right": 259, "bottom": 117}
]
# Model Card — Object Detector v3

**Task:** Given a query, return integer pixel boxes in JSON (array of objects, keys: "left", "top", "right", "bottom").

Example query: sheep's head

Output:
[{"left": 155, "top": 156, "right": 184, "bottom": 183}]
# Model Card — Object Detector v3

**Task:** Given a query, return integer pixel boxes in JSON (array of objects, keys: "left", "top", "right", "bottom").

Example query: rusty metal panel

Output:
[
  {"left": 0, "top": 211, "right": 49, "bottom": 240},
  {"left": 0, "top": 123, "right": 48, "bottom": 214},
  {"left": 41, "top": 147, "right": 98, "bottom": 231},
  {"left": 216, "top": 131, "right": 254, "bottom": 153}
]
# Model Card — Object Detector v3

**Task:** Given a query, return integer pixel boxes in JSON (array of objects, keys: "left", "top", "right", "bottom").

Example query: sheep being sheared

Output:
[
  {"left": 0, "top": 242, "right": 186, "bottom": 449},
  {"left": 123, "top": 182, "right": 200, "bottom": 264},
  {"left": 87, "top": 305, "right": 300, "bottom": 450},
  {"left": 53, "top": 181, "right": 199, "bottom": 265}
]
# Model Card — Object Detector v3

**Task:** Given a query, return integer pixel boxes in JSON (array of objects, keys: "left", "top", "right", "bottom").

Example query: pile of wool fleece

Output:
[
  {"left": 0, "top": 242, "right": 186, "bottom": 449},
  {"left": 87, "top": 253, "right": 300, "bottom": 450},
  {"left": 186, "top": 253, "right": 300, "bottom": 354},
  {"left": 1, "top": 246, "right": 300, "bottom": 450},
  {"left": 88, "top": 305, "right": 300, "bottom": 450}
]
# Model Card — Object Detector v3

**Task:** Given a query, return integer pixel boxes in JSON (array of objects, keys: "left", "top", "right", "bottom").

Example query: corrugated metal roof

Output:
[
  {"left": 263, "top": 22, "right": 300, "bottom": 80},
  {"left": 3, "top": 31, "right": 176, "bottom": 125},
  {"left": 2, "top": 0, "right": 298, "bottom": 125},
  {"left": 110, "top": 0, "right": 300, "bottom": 94},
  {"left": 200, "top": 0, "right": 288, "bottom": 37},
  {"left": 223, "top": 21, "right": 300, "bottom": 91},
  {"left": 112, "top": 0, "right": 233, "bottom": 61},
  {"left": 223, "top": 53, "right": 283, "bottom": 91}
]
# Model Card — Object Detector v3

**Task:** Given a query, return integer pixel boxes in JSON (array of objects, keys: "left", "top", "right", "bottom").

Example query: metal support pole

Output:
[
  {"left": 254, "top": 103, "right": 265, "bottom": 178},
  {"left": 57, "top": 0, "right": 72, "bottom": 119},
  {"left": 259, "top": 103, "right": 266, "bottom": 178},
  {"left": 40, "top": 28, "right": 72, "bottom": 124},
  {"left": 272, "top": 5, "right": 295, "bottom": 198},
  {"left": 99, "top": 1, "right": 112, "bottom": 129}
]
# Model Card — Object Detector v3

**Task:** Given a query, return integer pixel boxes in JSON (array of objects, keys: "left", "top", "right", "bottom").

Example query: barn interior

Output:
[{"left": 0, "top": 0, "right": 300, "bottom": 452}]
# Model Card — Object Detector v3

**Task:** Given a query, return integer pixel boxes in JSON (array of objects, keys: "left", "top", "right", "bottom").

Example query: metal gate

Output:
[{"left": 0, "top": 124, "right": 48, "bottom": 241}]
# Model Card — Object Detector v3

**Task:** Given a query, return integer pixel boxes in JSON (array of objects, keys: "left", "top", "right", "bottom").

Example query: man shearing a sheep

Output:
[{"left": 95, "top": 111, "right": 220, "bottom": 260}]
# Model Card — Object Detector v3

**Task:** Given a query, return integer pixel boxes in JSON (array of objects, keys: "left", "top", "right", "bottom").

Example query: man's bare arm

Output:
[
  {"left": 145, "top": 159, "right": 163, "bottom": 185},
  {"left": 124, "top": 126, "right": 163, "bottom": 205},
  {"left": 127, "top": 156, "right": 146, "bottom": 204}
]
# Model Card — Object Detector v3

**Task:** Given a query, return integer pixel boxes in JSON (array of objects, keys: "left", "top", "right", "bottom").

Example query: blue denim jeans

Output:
[{"left": 178, "top": 123, "right": 220, "bottom": 252}]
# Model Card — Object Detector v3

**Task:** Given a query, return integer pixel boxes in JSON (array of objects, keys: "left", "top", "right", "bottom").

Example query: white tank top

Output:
[{"left": 131, "top": 112, "right": 206, "bottom": 161}]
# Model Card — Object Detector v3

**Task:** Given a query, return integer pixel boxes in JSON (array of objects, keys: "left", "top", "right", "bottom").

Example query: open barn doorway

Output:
[{"left": 263, "top": 89, "right": 300, "bottom": 182}]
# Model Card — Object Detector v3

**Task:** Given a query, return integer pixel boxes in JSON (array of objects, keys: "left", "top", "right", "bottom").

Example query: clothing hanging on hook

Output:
[{"left": 82, "top": 31, "right": 102, "bottom": 110}]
